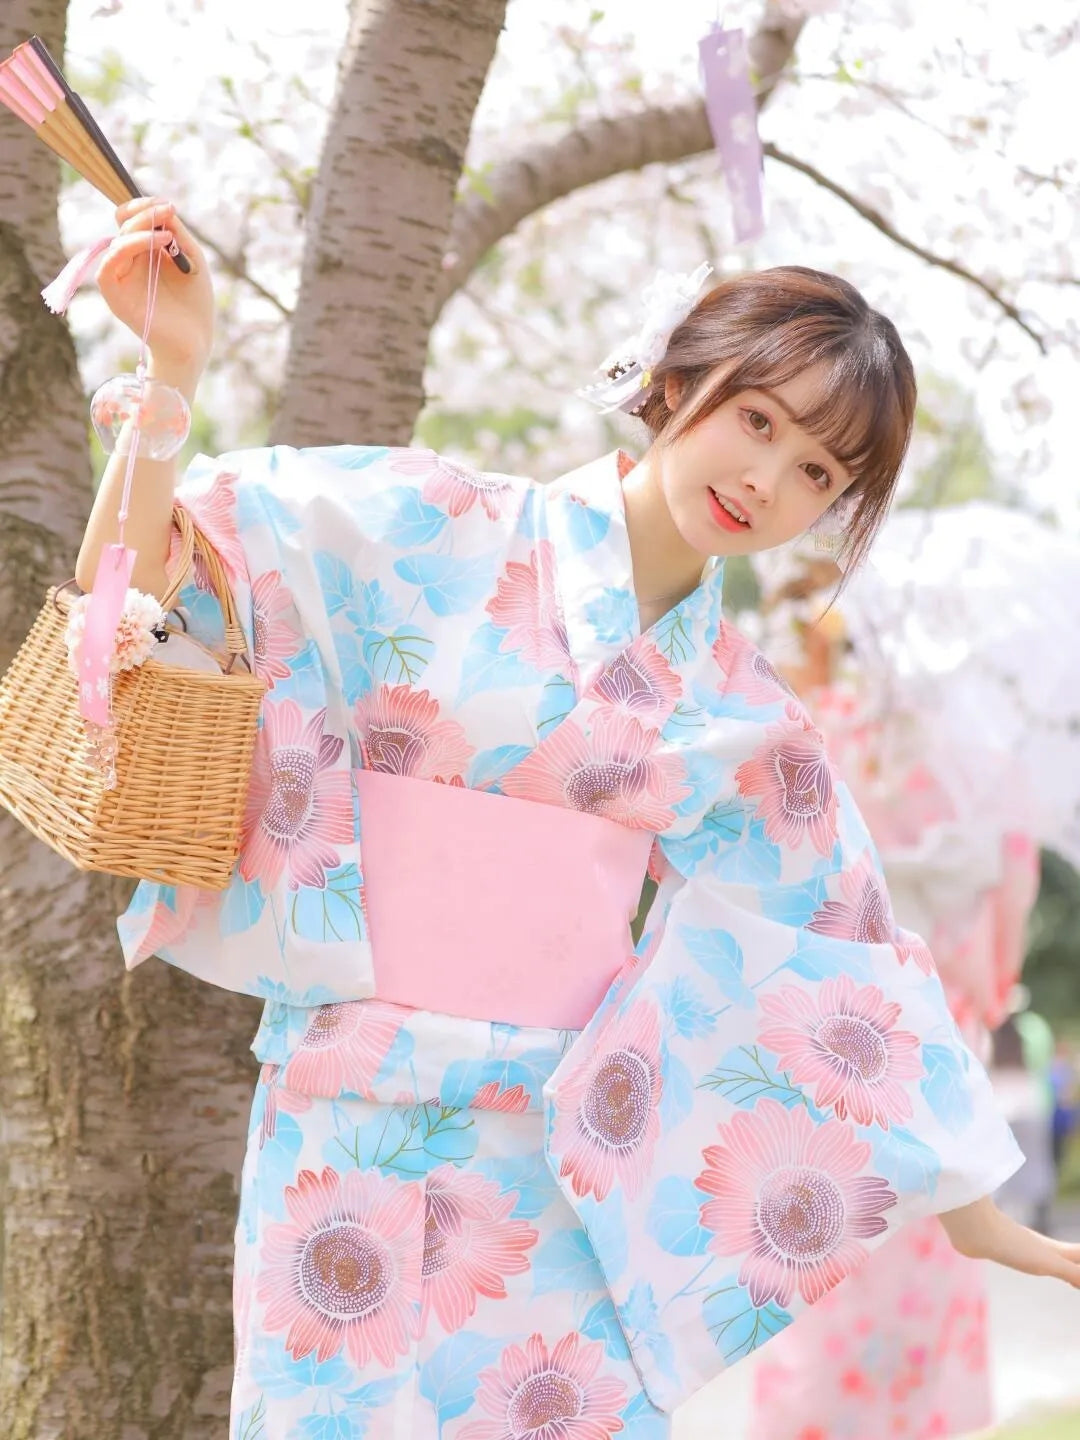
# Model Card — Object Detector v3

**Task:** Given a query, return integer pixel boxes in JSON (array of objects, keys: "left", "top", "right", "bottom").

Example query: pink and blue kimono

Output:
[{"left": 117, "top": 445, "right": 1022, "bottom": 1439}]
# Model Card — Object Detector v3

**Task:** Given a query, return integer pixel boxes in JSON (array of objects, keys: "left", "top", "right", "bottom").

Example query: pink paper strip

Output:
[
  {"left": 79, "top": 543, "right": 135, "bottom": 725},
  {"left": 0, "top": 63, "right": 46, "bottom": 126},
  {"left": 9, "top": 44, "right": 62, "bottom": 110},
  {"left": 699, "top": 24, "right": 766, "bottom": 243}
]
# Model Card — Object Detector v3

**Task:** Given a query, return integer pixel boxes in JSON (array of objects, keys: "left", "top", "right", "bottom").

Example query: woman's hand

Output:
[
  {"left": 95, "top": 194, "right": 214, "bottom": 389},
  {"left": 940, "top": 1195, "right": 1080, "bottom": 1286}
]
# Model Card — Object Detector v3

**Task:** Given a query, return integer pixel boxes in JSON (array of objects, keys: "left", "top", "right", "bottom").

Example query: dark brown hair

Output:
[{"left": 634, "top": 266, "right": 917, "bottom": 573}]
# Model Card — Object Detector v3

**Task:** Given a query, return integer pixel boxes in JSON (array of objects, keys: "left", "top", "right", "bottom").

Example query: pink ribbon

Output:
[{"left": 699, "top": 24, "right": 766, "bottom": 243}]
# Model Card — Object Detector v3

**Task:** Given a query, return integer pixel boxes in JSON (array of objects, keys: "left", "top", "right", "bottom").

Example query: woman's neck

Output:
[{"left": 620, "top": 448, "right": 708, "bottom": 622}]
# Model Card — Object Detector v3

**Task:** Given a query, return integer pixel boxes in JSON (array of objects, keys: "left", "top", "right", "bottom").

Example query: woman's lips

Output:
[{"left": 707, "top": 488, "right": 751, "bottom": 533}]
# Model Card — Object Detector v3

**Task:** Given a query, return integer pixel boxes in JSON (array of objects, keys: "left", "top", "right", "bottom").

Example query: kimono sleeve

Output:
[
  {"left": 115, "top": 443, "right": 398, "bottom": 1006},
  {"left": 541, "top": 696, "right": 1023, "bottom": 1414}
]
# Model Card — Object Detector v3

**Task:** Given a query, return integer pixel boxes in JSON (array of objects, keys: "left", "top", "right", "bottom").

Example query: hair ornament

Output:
[{"left": 577, "top": 261, "right": 713, "bottom": 416}]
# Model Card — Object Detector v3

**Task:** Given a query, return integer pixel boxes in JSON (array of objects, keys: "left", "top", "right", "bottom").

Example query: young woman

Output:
[{"left": 77, "top": 196, "right": 1080, "bottom": 1440}]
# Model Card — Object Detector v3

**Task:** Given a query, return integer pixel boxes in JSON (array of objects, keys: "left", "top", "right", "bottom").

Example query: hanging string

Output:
[{"left": 116, "top": 205, "right": 165, "bottom": 551}]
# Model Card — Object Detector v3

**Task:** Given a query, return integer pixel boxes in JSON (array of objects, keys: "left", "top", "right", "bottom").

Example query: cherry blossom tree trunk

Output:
[
  {"left": 273, "top": 0, "right": 508, "bottom": 447},
  {"left": 0, "top": 6, "right": 262, "bottom": 1435}
]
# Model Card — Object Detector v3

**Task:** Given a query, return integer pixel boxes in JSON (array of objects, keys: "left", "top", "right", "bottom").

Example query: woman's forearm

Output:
[{"left": 74, "top": 358, "right": 202, "bottom": 598}]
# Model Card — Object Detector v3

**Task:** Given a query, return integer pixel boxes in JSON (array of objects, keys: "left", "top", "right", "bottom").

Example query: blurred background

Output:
[{"left": 1, "top": 0, "right": 1078, "bottom": 1435}]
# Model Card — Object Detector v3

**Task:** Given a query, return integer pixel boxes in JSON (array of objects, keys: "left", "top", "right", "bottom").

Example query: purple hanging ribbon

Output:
[{"left": 699, "top": 24, "right": 766, "bottom": 243}]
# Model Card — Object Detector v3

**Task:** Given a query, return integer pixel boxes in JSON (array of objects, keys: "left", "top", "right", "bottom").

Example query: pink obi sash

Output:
[{"left": 354, "top": 769, "right": 654, "bottom": 1029}]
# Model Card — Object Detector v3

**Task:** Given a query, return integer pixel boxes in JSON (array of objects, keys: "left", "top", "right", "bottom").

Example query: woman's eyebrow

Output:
[{"left": 753, "top": 387, "right": 799, "bottom": 422}]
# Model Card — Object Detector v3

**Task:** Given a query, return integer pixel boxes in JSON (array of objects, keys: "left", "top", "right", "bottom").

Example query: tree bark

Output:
[
  {"left": 433, "top": 2, "right": 806, "bottom": 317},
  {"left": 273, "top": 0, "right": 509, "bottom": 448},
  {"left": 0, "top": 6, "right": 262, "bottom": 1436}
]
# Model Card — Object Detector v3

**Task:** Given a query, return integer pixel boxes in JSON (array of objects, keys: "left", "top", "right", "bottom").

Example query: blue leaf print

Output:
[
  {"left": 581, "top": 1295, "right": 632, "bottom": 1360},
  {"left": 290, "top": 865, "right": 365, "bottom": 945},
  {"left": 620, "top": 1392, "right": 670, "bottom": 1438},
  {"left": 672, "top": 752, "right": 727, "bottom": 819},
  {"left": 316, "top": 443, "right": 390, "bottom": 470},
  {"left": 709, "top": 819, "right": 783, "bottom": 886},
  {"left": 474, "top": 1150, "right": 556, "bottom": 1221},
  {"left": 333, "top": 631, "right": 375, "bottom": 705},
  {"left": 248, "top": 1335, "right": 354, "bottom": 1398},
  {"left": 699, "top": 1045, "right": 807, "bottom": 1111},
  {"left": 315, "top": 550, "right": 357, "bottom": 618},
  {"left": 658, "top": 1047, "right": 695, "bottom": 1129},
  {"left": 221, "top": 875, "right": 267, "bottom": 937},
  {"left": 177, "top": 583, "right": 226, "bottom": 648},
  {"left": 660, "top": 975, "right": 718, "bottom": 1039},
  {"left": 259, "top": 1112, "right": 304, "bottom": 1219},
  {"left": 291, "top": 1410, "right": 368, "bottom": 1440},
  {"left": 760, "top": 877, "right": 829, "bottom": 929},
  {"left": 784, "top": 929, "right": 872, "bottom": 984},
  {"left": 653, "top": 607, "right": 695, "bottom": 667},
  {"left": 363, "top": 626, "right": 435, "bottom": 686},
  {"left": 537, "top": 674, "right": 577, "bottom": 738},
  {"left": 394, "top": 553, "right": 494, "bottom": 615},
  {"left": 278, "top": 639, "right": 330, "bottom": 710},
  {"left": 363, "top": 485, "right": 448, "bottom": 548},
  {"left": 646, "top": 1175, "right": 712, "bottom": 1256},
  {"left": 578, "top": 1194, "right": 628, "bottom": 1282},
  {"left": 561, "top": 493, "right": 610, "bottom": 550},
  {"left": 703, "top": 1277, "right": 792, "bottom": 1363},
  {"left": 584, "top": 586, "right": 637, "bottom": 645},
  {"left": 419, "top": 1332, "right": 504, "bottom": 1425},
  {"left": 440, "top": 1053, "right": 555, "bottom": 1110},
  {"left": 349, "top": 578, "right": 399, "bottom": 632},
  {"left": 532, "top": 1227, "right": 605, "bottom": 1296},
  {"left": 237, "top": 479, "right": 303, "bottom": 536},
  {"left": 516, "top": 485, "right": 540, "bottom": 539},
  {"left": 920, "top": 1043, "right": 975, "bottom": 1135},
  {"left": 340, "top": 1374, "right": 410, "bottom": 1411},
  {"left": 679, "top": 926, "right": 755, "bottom": 1007},
  {"left": 620, "top": 1281, "right": 677, "bottom": 1379},
  {"left": 869, "top": 1124, "right": 941, "bottom": 1197},
  {"left": 467, "top": 744, "right": 533, "bottom": 792},
  {"left": 328, "top": 1102, "right": 476, "bottom": 1177},
  {"left": 458, "top": 623, "right": 538, "bottom": 704}
]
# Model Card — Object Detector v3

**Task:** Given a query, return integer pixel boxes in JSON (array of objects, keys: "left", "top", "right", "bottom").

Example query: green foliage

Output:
[
  {"left": 1024, "top": 849, "right": 1080, "bottom": 1023},
  {"left": 904, "top": 373, "right": 998, "bottom": 509},
  {"left": 415, "top": 405, "right": 558, "bottom": 453}
]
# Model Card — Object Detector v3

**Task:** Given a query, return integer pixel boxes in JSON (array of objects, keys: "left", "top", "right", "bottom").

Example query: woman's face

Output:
[{"left": 655, "top": 367, "right": 857, "bottom": 559}]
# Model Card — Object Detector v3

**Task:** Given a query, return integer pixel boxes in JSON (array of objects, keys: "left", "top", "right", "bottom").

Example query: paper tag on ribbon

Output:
[
  {"left": 79, "top": 542, "right": 136, "bottom": 725},
  {"left": 699, "top": 25, "right": 766, "bottom": 243}
]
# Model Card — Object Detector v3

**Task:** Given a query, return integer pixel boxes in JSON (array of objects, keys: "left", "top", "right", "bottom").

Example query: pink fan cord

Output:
[{"left": 75, "top": 215, "right": 166, "bottom": 733}]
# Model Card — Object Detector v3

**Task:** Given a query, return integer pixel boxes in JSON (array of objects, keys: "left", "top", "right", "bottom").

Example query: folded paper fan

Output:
[{"left": 0, "top": 36, "right": 190, "bottom": 272}]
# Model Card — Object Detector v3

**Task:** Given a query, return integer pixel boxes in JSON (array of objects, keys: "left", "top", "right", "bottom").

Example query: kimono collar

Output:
[{"left": 545, "top": 449, "right": 725, "bottom": 692}]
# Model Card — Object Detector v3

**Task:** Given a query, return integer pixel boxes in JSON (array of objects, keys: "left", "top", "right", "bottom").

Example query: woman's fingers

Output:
[
  {"left": 97, "top": 227, "right": 177, "bottom": 284},
  {"left": 114, "top": 197, "right": 203, "bottom": 275}
]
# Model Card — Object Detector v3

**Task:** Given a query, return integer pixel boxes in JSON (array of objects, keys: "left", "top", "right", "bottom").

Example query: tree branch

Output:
[
  {"left": 763, "top": 142, "right": 1047, "bottom": 353},
  {"left": 436, "top": 7, "right": 1046, "bottom": 353},
  {"left": 434, "top": 3, "right": 806, "bottom": 315},
  {"left": 183, "top": 217, "right": 291, "bottom": 318}
]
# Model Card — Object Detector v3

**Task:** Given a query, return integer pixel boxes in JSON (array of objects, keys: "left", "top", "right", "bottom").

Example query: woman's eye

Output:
[
  {"left": 745, "top": 409, "right": 771, "bottom": 434},
  {"left": 804, "top": 463, "right": 832, "bottom": 489}
]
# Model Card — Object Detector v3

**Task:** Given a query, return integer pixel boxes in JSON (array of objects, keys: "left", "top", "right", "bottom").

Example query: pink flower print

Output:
[
  {"left": 258, "top": 1165, "right": 422, "bottom": 1368},
  {"left": 807, "top": 854, "right": 933, "bottom": 973},
  {"left": 240, "top": 701, "right": 354, "bottom": 891},
  {"left": 696, "top": 1097, "right": 896, "bottom": 1309},
  {"left": 353, "top": 684, "right": 473, "bottom": 782},
  {"left": 758, "top": 975, "right": 923, "bottom": 1128},
  {"left": 549, "top": 1001, "right": 663, "bottom": 1202},
  {"left": 390, "top": 449, "right": 513, "bottom": 520},
  {"left": 502, "top": 709, "right": 688, "bottom": 830},
  {"left": 125, "top": 884, "right": 203, "bottom": 965},
  {"left": 894, "top": 927, "right": 936, "bottom": 977},
  {"left": 713, "top": 622, "right": 794, "bottom": 705},
  {"left": 258, "top": 1062, "right": 313, "bottom": 1145},
  {"left": 420, "top": 1165, "right": 538, "bottom": 1334},
  {"left": 282, "top": 1001, "right": 404, "bottom": 1099},
  {"left": 251, "top": 570, "right": 302, "bottom": 688},
  {"left": 460, "top": 1331, "right": 627, "bottom": 1440},
  {"left": 486, "top": 540, "right": 574, "bottom": 672},
  {"left": 735, "top": 702, "right": 838, "bottom": 855},
  {"left": 472, "top": 1081, "right": 532, "bottom": 1114},
  {"left": 591, "top": 636, "right": 681, "bottom": 720},
  {"left": 179, "top": 470, "right": 248, "bottom": 591}
]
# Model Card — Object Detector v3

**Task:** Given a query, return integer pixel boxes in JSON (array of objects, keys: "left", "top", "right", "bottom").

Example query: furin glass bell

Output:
[{"left": 90, "top": 363, "right": 191, "bottom": 461}]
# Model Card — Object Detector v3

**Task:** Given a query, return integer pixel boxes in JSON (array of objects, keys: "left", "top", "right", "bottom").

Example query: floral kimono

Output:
[{"left": 118, "top": 445, "right": 1022, "bottom": 1440}]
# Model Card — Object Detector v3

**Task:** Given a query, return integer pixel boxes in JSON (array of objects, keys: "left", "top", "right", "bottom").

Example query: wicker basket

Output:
[{"left": 0, "top": 505, "right": 265, "bottom": 889}]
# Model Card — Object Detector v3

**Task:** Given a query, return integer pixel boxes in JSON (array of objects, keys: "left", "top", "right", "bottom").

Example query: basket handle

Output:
[{"left": 160, "top": 504, "right": 251, "bottom": 666}]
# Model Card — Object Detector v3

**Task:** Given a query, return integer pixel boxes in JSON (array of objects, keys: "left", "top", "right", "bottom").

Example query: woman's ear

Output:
[{"left": 664, "top": 374, "right": 683, "bottom": 412}]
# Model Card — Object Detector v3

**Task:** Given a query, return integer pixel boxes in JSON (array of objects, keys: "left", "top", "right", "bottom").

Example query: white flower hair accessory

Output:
[{"left": 578, "top": 261, "right": 713, "bottom": 416}]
